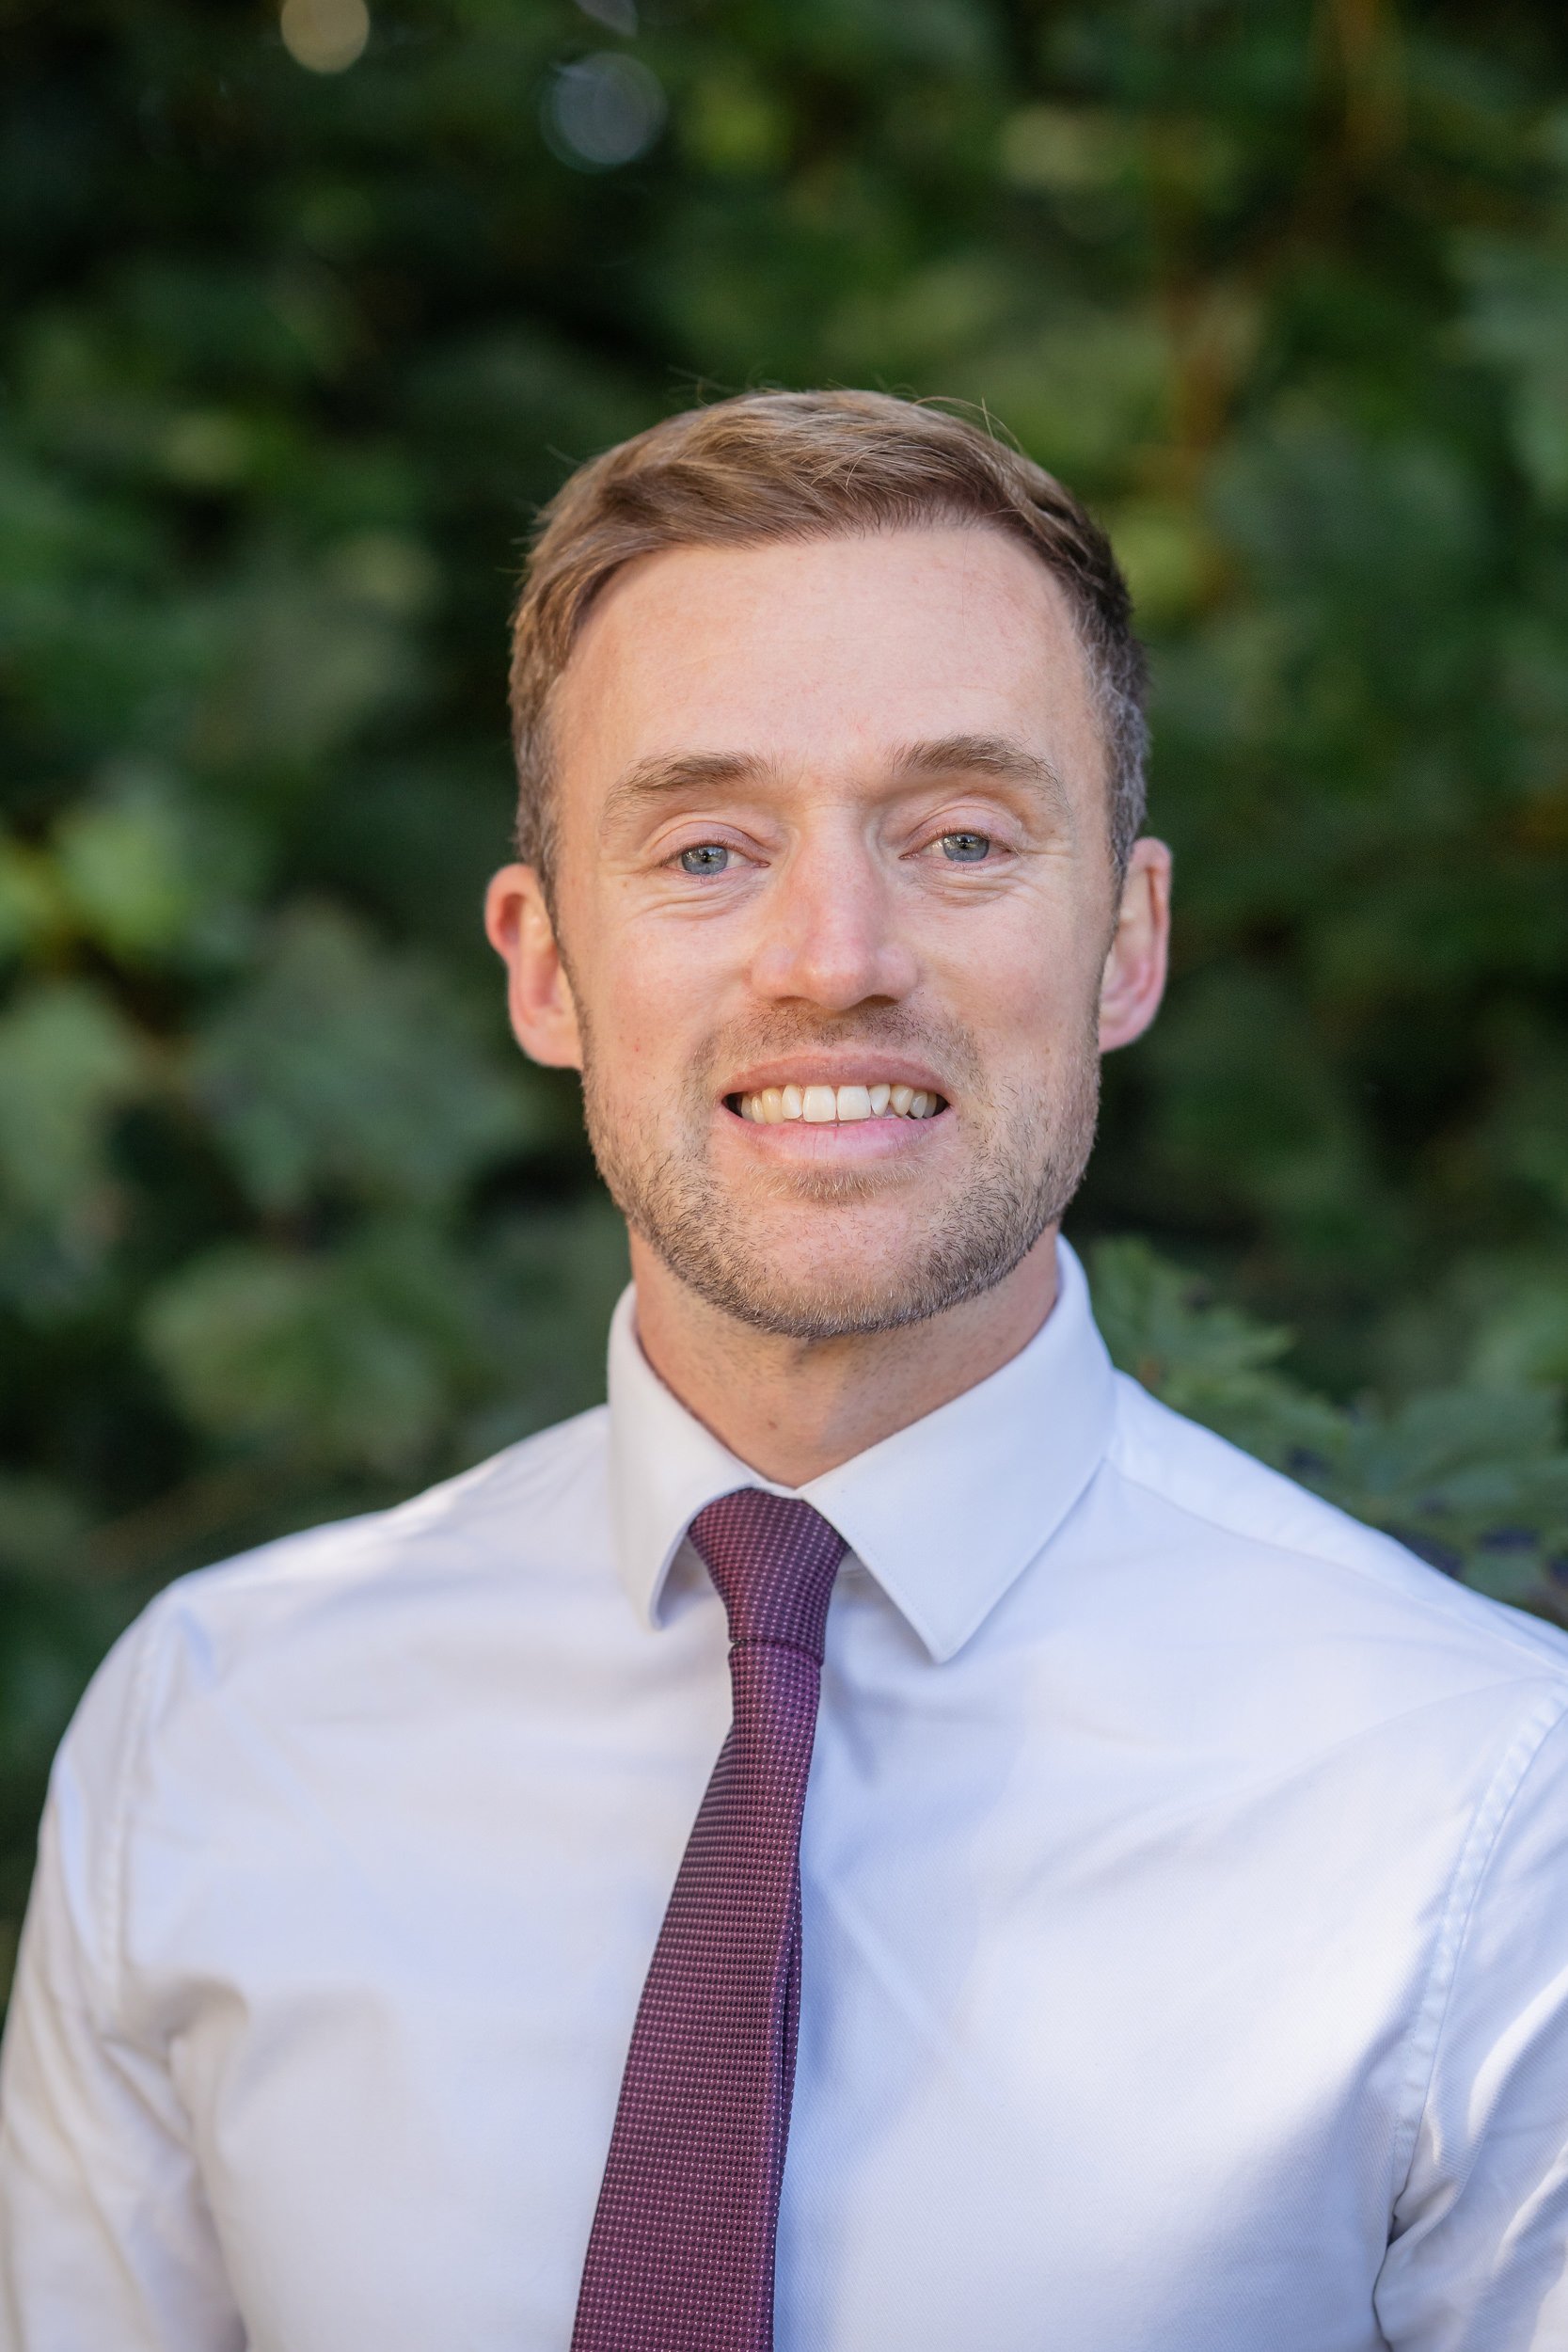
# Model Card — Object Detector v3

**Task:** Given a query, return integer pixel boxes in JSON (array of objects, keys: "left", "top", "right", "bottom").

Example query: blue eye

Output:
[
  {"left": 942, "top": 832, "right": 990, "bottom": 863},
  {"left": 679, "top": 844, "right": 730, "bottom": 875}
]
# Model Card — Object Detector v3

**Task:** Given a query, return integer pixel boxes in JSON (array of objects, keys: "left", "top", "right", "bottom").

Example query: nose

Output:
[{"left": 747, "top": 827, "right": 918, "bottom": 1011}]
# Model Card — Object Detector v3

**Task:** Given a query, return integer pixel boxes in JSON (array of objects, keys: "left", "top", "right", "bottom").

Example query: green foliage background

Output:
[{"left": 5, "top": 0, "right": 1568, "bottom": 1995}]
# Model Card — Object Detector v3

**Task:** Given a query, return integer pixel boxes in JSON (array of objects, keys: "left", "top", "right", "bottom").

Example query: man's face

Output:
[{"left": 493, "top": 526, "right": 1165, "bottom": 1341}]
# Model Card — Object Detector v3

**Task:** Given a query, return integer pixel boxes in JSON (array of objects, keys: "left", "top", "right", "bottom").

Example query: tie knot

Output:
[{"left": 687, "top": 1488, "right": 847, "bottom": 1660}]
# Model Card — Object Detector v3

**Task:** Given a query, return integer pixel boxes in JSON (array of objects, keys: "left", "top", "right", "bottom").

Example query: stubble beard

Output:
[{"left": 578, "top": 1004, "right": 1101, "bottom": 1343}]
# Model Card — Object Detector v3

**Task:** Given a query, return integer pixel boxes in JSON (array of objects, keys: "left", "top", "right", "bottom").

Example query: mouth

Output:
[{"left": 723, "top": 1080, "right": 949, "bottom": 1127}]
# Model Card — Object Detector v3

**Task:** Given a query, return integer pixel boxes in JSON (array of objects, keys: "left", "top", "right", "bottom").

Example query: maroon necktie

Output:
[{"left": 572, "top": 1487, "right": 848, "bottom": 2352}]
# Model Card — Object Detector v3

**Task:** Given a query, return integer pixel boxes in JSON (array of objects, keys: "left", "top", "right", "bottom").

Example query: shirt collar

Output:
[{"left": 606, "top": 1236, "right": 1116, "bottom": 1664}]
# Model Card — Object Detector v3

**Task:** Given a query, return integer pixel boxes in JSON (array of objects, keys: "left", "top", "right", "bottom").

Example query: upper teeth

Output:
[{"left": 736, "top": 1082, "right": 942, "bottom": 1124}]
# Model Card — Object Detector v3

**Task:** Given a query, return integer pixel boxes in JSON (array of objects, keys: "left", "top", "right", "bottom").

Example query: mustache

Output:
[{"left": 691, "top": 1006, "right": 989, "bottom": 1096}]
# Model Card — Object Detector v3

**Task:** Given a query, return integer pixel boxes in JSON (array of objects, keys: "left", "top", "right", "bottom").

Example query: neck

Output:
[{"left": 627, "top": 1227, "right": 1061, "bottom": 1487}]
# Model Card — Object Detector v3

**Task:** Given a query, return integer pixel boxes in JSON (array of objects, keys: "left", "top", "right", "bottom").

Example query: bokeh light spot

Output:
[
  {"left": 544, "top": 54, "right": 666, "bottom": 171},
  {"left": 280, "top": 0, "right": 371, "bottom": 75}
]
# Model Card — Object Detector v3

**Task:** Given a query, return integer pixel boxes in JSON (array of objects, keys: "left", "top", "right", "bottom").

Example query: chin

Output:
[
  {"left": 603, "top": 1112, "right": 1068, "bottom": 1343},
  {"left": 673, "top": 1225, "right": 1035, "bottom": 1343}
]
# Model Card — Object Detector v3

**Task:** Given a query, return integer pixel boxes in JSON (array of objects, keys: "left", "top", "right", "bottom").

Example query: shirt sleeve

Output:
[
  {"left": 1375, "top": 1692, "right": 1568, "bottom": 2350},
  {"left": 0, "top": 1621, "right": 244, "bottom": 2352}
]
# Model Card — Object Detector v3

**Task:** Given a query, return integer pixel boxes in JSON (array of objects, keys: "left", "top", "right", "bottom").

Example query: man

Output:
[{"left": 3, "top": 389, "right": 1568, "bottom": 2351}]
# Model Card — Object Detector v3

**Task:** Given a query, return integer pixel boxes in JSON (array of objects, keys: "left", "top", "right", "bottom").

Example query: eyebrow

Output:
[
  {"left": 601, "top": 749, "right": 774, "bottom": 823},
  {"left": 601, "top": 734, "right": 1071, "bottom": 823},
  {"left": 887, "top": 733, "right": 1070, "bottom": 811}
]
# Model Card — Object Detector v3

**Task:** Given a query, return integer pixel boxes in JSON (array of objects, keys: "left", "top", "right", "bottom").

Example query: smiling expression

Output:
[{"left": 494, "top": 524, "right": 1162, "bottom": 1340}]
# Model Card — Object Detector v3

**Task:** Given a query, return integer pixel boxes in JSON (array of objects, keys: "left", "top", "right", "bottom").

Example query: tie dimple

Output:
[{"left": 571, "top": 1488, "right": 848, "bottom": 2352}]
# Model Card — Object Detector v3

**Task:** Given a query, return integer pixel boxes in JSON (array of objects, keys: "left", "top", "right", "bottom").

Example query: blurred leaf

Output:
[
  {"left": 189, "top": 550, "right": 425, "bottom": 772},
  {"left": 681, "top": 64, "right": 793, "bottom": 179},
  {"left": 1090, "top": 1236, "right": 1344, "bottom": 1468},
  {"left": 190, "top": 900, "right": 537, "bottom": 1214},
  {"left": 0, "top": 1472, "right": 90, "bottom": 1580},
  {"left": 1456, "top": 233, "right": 1568, "bottom": 503},
  {"left": 999, "top": 103, "right": 1136, "bottom": 196},
  {"left": 0, "top": 980, "right": 148, "bottom": 1307},
  {"left": 54, "top": 762, "right": 257, "bottom": 965},
  {"left": 0, "top": 982, "right": 148, "bottom": 1216},
  {"left": 143, "top": 1224, "right": 486, "bottom": 1475},
  {"left": 959, "top": 309, "right": 1171, "bottom": 486},
  {"left": 0, "top": 837, "right": 64, "bottom": 962}
]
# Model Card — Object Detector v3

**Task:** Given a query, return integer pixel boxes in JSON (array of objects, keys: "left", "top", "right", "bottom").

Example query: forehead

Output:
[{"left": 549, "top": 525, "right": 1102, "bottom": 793}]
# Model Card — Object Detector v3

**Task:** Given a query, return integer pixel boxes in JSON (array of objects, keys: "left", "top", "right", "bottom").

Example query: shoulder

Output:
[
  {"left": 53, "top": 1404, "right": 611, "bottom": 1812},
  {"left": 1101, "top": 1370, "right": 1568, "bottom": 1689},
  {"left": 150, "top": 1398, "right": 606, "bottom": 1640}
]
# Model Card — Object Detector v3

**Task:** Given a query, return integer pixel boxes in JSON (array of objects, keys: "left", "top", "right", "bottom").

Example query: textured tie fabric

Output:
[{"left": 572, "top": 1487, "right": 848, "bottom": 2352}]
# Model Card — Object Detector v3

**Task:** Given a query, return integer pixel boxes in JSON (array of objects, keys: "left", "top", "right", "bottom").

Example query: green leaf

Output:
[
  {"left": 0, "top": 982, "right": 148, "bottom": 1309},
  {"left": 54, "top": 763, "right": 256, "bottom": 965},
  {"left": 142, "top": 1225, "right": 486, "bottom": 1475},
  {"left": 189, "top": 901, "right": 538, "bottom": 1215}
]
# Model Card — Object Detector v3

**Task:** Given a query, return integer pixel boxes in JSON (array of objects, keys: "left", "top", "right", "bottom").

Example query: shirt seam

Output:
[
  {"left": 96, "top": 1602, "right": 166, "bottom": 2034},
  {"left": 1387, "top": 1684, "right": 1568, "bottom": 2215}
]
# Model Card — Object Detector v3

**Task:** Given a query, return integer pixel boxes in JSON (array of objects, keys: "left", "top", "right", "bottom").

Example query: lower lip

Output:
[{"left": 718, "top": 1104, "right": 949, "bottom": 1160}]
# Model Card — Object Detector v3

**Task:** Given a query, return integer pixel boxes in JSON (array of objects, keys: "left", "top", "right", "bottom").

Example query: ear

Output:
[
  {"left": 1099, "top": 836, "right": 1172, "bottom": 1053},
  {"left": 483, "top": 863, "right": 583, "bottom": 1071}
]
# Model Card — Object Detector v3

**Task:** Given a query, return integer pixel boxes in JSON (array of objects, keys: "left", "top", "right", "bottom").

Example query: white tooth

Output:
[
  {"left": 836, "top": 1085, "right": 872, "bottom": 1121},
  {"left": 744, "top": 1094, "right": 761, "bottom": 1120},
  {"left": 890, "top": 1085, "right": 914, "bottom": 1117},
  {"left": 909, "top": 1091, "right": 928, "bottom": 1119},
  {"left": 801, "top": 1085, "right": 836, "bottom": 1123},
  {"left": 869, "top": 1083, "right": 891, "bottom": 1116},
  {"left": 761, "top": 1088, "right": 785, "bottom": 1123},
  {"left": 781, "top": 1085, "right": 803, "bottom": 1120}
]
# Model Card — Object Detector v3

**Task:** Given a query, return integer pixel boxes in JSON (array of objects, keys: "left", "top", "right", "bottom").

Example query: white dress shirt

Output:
[{"left": 6, "top": 1238, "right": 1568, "bottom": 2350}]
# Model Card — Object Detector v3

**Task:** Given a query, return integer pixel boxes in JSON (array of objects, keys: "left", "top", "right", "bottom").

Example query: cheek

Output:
[
  {"left": 944, "top": 898, "right": 1099, "bottom": 1043},
  {"left": 584, "top": 936, "right": 710, "bottom": 1098}
]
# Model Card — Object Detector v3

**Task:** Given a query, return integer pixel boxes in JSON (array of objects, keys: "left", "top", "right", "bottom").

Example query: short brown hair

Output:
[{"left": 508, "top": 389, "right": 1148, "bottom": 880}]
